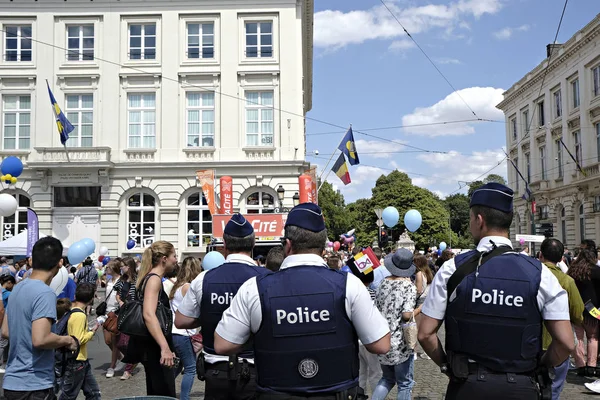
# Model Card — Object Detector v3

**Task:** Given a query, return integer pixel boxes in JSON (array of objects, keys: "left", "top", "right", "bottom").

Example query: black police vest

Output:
[
  {"left": 253, "top": 265, "right": 359, "bottom": 394},
  {"left": 445, "top": 250, "right": 543, "bottom": 373},
  {"left": 200, "top": 261, "right": 269, "bottom": 358}
]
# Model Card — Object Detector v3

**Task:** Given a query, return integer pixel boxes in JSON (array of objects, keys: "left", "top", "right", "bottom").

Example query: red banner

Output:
[
  {"left": 196, "top": 170, "right": 217, "bottom": 215},
  {"left": 212, "top": 214, "right": 285, "bottom": 238},
  {"left": 219, "top": 176, "right": 233, "bottom": 215},
  {"left": 299, "top": 174, "right": 313, "bottom": 203}
]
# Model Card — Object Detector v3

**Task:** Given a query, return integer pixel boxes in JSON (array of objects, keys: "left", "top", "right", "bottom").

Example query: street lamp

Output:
[
  {"left": 293, "top": 192, "right": 300, "bottom": 206},
  {"left": 276, "top": 185, "right": 285, "bottom": 208},
  {"left": 262, "top": 192, "right": 272, "bottom": 207}
]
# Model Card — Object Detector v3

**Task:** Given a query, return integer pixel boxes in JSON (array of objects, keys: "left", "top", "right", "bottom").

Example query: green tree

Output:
[
  {"left": 484, "top": 174, "right": 507, "bottom": 185},
  {"left": 317, "top": 182, "right": 352, "bottom": 240},
  {"left": 467, "top": 180, "right": 484, "bottom": 198},
  {"left": 444, "top": 194, "right": 470, "bottom": 236}
]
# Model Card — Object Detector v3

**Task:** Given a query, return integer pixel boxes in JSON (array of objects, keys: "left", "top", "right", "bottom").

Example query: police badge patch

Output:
[{"left": 298, "top": 358, "right": 319, "bottom": 379}]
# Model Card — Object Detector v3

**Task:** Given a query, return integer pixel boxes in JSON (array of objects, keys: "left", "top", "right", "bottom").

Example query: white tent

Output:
[{"left": 0, "top": 230, "right": 48, "bottom": 255}]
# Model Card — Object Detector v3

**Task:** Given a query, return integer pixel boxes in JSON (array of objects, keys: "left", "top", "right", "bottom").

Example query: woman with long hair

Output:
[
  {"left": 135, "top": 241, "right": 178, "bottom": 396},
  {"left": 568, "top": 248, "right": 600, "bottom": 376},
  {"left": 169, "top": 256, "right": 202, "bottom": 400},
  {"left": 104, "top": 258, "right": 125, "bottom": 378},
  {"left": 413, "top": 254, "right": 433, "bottom": 360},
  {"left": 115, "top": 256, "right": 139, "bottom": 380}
]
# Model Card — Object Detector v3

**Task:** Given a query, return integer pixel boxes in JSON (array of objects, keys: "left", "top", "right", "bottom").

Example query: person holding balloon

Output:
[{"left": 175, "top": 213, "right": 269, "bottom": 400}]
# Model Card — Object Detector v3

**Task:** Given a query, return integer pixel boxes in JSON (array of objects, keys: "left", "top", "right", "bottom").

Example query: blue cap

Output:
[
  {"left": 285, "top": 203, "right": 326, "bottom": 232},
  {"left": 224, "top": 213, "right": 254, "bottom": 237},
  {"left": 470, "top": 182, "right": 514, "bottom": 213}
]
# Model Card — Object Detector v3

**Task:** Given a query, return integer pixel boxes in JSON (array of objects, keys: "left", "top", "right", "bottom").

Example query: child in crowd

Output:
[
  {"left": 58, "top": 283, "right": 101, "bottom": 400},
  {"left": 1, "top": 275, "right": 15, "bottom": 308},
  {"left": 56, "top": 298, "right": 72, "bottom": 320}
]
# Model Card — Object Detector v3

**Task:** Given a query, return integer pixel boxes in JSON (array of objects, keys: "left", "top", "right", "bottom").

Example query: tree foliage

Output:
[
  {"left": 484, "top": 174, "right": 507, "bottom": 185},
  {"left": 318, "top": 182, "right": 352, "bottom": 240}
]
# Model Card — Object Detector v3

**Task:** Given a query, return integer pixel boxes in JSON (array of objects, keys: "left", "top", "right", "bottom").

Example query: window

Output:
[
  {"left": 540, "top": 146, "right": 546, "bottom": 180},
  {"left": 597, "top": 123, "right": 600, "bottom": 163},
  {"left": 187, "top": 23, "right": 214, "bottom": 59},
  {"left": 525, "top": 152, "right": 531, "bottom": 183},
  {"left": 572, "top": 79, "right": 580, "bottom": 108},
  {"left": 539, "top": 205, "right": 549, "bottom": 220},
  {"left": 245, "top": 91, "right": 273, "bottom": 146},
  {"left": 245, "top": 22, "right": 272, "bottom": 58},
  {"left": 560, "top": 207, "right": 566, "bottom": 245},
  {"left": 574, "top": 130, "right": 582, "bottom": 166},
  {"left": 514, "top": 157, "right": 519, "bottom": 192},
  {"left": 186, "top": 192, "right": 212, "bottom": 247},
  {"left": 245, "top": 191, "right": 274, "bottom": 214},
  {"left": 0, "top": 194, "right": 30, "bottom": 241},
  {"left": 54, "top": 187, "right": 101, "bottom": 207},
  {"left": 553, "top": 90, "right": 562, "bottom": 118},
  {"left": 66, "top": 25, "right": 94, "bottom": 61},
  {"left": 556, "top": 139, "right": 563, "bottom": 178},
  {"left": 595, "top": 196, "right": 600, "bottom": 213},
  {"left": 65, "top": 94, "right": 93, "bottom": 147},
  {"left": 522, "top": 109, "right": 529, "bottom": 134},
  {"left": 4, "top": 25, "right": 31, "bottom": 62},
  {"left": 2, "top": 95, "right": 30, "bottom": 150},
  {"left": 127, "top": 192, "right": 156, "bottom": 249},
  {"left": 186, "top": 92, "right": 214, "bottom": 147},
  {"left": 594, "top": 66, "right": 600, "bottom": 98},
  {"left": 128, "top": 94, "right": 156, "bottom": 148},
  {"left": 579, "top": 203, "right": 585, "bottom": 242},
  {"left": 511, "top": 117, "right": 517, "bottom": 141},
  {"left": 537, "top": 101, "right": 545, "bottom": 126},
  {"left": 129, "top": 23, "right": 156, "bottom": 60}
]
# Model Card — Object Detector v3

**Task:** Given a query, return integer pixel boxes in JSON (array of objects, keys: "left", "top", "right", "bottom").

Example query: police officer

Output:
[
  {"left": 417, "top": 182, "right": 574, "bottom": 400},
  {"left": 214, "top": 203, "right": 391, "bottom": 399},
  {"left": 175, "top": 213, "right": 268, "bottom": 400}
]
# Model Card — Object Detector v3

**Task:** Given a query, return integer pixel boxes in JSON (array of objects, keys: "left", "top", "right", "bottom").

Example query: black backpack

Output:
[{"left": 54, "top": 309, "right": 83, "bottom": 378}]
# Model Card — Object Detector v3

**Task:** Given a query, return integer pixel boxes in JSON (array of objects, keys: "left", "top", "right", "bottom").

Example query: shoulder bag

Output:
[
  {"left": 117, "top": 273, "right": 172, "bottom": 337},
  {"left": 95, "top": 279, "right": 120, "bottom": 316}
]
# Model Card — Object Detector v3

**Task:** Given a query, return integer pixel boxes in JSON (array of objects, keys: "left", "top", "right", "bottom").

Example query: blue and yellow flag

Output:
[
  {"left": 46, "top": 80, "right": 74, "bottom": 145},
  {"left": 338, "top": 127, "right": 359, "bottom": 166}
]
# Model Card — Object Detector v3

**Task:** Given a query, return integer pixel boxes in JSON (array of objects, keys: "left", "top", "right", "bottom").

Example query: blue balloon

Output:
[
  {"left": 341, "top": 265, "right": 352, "bottom": 273},
  {"left": 102, "top": 256, "right": 111, "bottom": 266},
  {"left": 203, "top": 251, "right": 225, "bottom": 271},
  {"left": 81, "top": 238, "right": 95, "bottom": 255},
  {"left": 126, "top": 239, "right": 136, "bottom": 250},
  {"left": 439, "top": 242, "right": 447, "bottom": 251},
  {"left": 437, "top": 249, "right": 442, "bottom": 256},
  {"left": 404, "top": 209, "right": 422, "bottom": 232},
  {"left": 382, "top": 206, "right": 399, "bottom": 227},
  {"left": 1, "top": 156, "right": 23, "bottom": 178},
  {"left": 67, "top": 241, "right": 89, "bottom": 265}
]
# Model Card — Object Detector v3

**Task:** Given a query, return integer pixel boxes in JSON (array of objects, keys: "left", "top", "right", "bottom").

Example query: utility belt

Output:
[
  {"left": 448, "top": 352, "right": 550, "bottom": 400},
  {"left": 196, "top": 353, "right": 254, "bottom": 382},
  {"left": 256, "top": 386, "right": 366, "bottom": 400}
]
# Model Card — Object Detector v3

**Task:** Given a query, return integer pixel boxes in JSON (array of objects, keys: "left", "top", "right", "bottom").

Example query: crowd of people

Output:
[{"left": 2, "top": 184, "right": 600, "bottom": 399}]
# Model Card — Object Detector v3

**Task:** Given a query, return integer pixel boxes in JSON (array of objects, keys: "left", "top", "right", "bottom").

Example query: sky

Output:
[{"left": 306, "top": 0, "right": 596, "bottom": 203}]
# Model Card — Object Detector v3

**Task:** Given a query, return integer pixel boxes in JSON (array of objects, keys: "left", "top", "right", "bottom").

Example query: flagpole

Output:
[
  {"left": 63, "top": 143, "right": 70, "bottom": 162},
  {"left": 317, "top": 124, "right": 351, "bottom": 190}
]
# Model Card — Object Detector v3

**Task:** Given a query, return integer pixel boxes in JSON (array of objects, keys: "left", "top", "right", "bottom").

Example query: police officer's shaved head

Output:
[{"left": 540, "top": 238, "right": 564, "bottom": 264}]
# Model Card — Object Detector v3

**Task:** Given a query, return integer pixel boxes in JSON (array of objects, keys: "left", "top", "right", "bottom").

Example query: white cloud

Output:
[
  {"left": 435, "top": 57, "right": 461, "bottom": 65},
  {"left": 327, "top": 165, "right": 387, "bottom": 199},
  {"left": 388, "top": 39, "right": 416, "bottom": 52},
  {"left": 314, "top": 0, "right": 502, "bottom": 49},
  {"left": 493, "top": 24, "right": 530, "bottom": 40},
  {"left": 412, "top": 177, "right": 434, "bottom": 187},
  {"left": 401, "top": 86, "right": 505, "bottom": 136},
  {"left": 417, "top": 148, "right": 507, "bottom": 184},
  {"left": 355, "top": 139, "right": 406, "bottom": 159}
]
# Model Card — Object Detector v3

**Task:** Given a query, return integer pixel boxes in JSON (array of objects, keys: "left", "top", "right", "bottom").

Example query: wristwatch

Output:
[{"left": 440, "top": 363, "right": 450, "bottom": 375}]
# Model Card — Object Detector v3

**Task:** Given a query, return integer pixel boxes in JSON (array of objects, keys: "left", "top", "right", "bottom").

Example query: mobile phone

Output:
[{"left": 173, "top": 356, "right": 180, "bottom": 370}]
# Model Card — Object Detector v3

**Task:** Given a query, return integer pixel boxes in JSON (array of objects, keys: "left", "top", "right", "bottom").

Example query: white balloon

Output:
[
  {"left": 50, "top": 266, "right": 69, "bottom": 296},
  {"left": 99, "top": 246, "right": 109, "bottom": 256},
  {"left": 0, "top": 194, "right": 18, "bottom": 217}
]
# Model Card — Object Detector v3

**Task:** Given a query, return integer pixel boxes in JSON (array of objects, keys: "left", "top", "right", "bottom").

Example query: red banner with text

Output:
[
  {"left": 219, "top": 176, "right": 233, "bottom": 214},
  {"left": 212, "top": 214, "right": 286, "bottom": 239}
]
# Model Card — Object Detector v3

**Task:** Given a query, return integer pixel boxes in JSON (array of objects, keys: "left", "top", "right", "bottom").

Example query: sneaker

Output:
[
  {"left": 106, "top": 368, "right": 115, "bottom": 378},
  {"left": 585, "top": 380, "right": 600, "bottom": 393},
  {"left": 419, "top": 353, "right": 431, "bottom": 360},
  {"left": 120, "top": 371, "right": 132, "bottom": 380},
  {"left": 0, "top": 367, "right": 5, "bottom": 374},
  {"left": 114, "top": 360, "right": 125, "bottom": 372},
  {"left": 413, "top": 353, "right": 417, "bottom": 360}
]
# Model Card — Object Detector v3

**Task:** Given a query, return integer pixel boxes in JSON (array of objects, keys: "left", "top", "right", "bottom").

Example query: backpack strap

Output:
[{"left": 446, "top": 246, "right": 514, "bottom": 303}]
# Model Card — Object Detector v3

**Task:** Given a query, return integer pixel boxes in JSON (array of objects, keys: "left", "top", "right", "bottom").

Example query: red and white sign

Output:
[
  {"left": 299, "top": 174, "right": 313, "bottom": 203},
  {"left": 212, "top": 214, "right": 286, "bottom": 238},
  {"left": 219, "top": 176, "right": 233, "bottom": 215}
]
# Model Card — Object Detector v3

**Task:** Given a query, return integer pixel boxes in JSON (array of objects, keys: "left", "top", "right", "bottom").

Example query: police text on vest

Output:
[
  {"left": 276, "top": 307, "right": 330, "bottom": 324},
  {"left": 211, "top": 292, "right": 234, "bottom": 305},
  {"left": 471, "top": 289, "right": 523, "bottom": 307}
]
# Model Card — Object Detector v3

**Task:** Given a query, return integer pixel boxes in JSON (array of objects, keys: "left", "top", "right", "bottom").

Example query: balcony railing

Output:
[{"left": 35, "top": 147, "right": 111, "bottom": 163}]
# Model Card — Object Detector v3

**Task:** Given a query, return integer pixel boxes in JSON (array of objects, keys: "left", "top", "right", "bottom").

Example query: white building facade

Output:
[
  {"left": 0, "top": 0, "right": 314, "bottom": 257},
  {"left": 497, "top": 14, "right": 600, "bottom": 249}
]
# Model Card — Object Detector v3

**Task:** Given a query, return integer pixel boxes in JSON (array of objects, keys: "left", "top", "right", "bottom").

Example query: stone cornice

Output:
[{"left": 497, "top": 20, "right": 600, "bottom": 110}]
